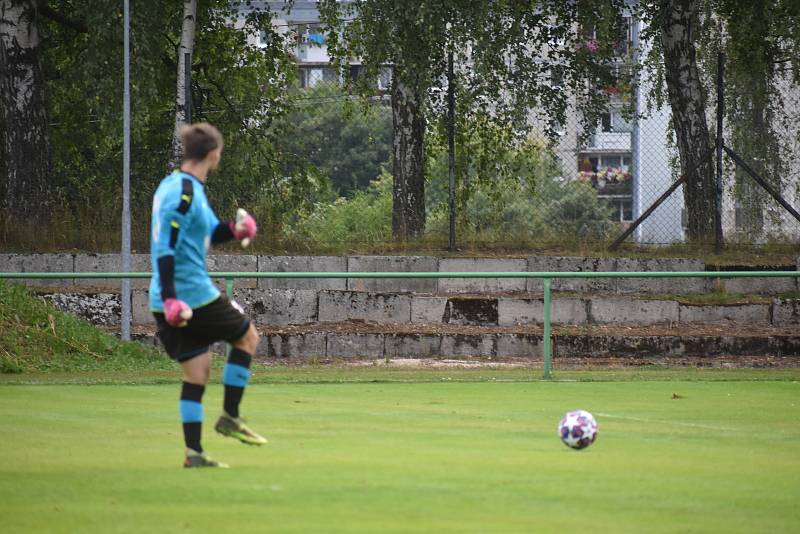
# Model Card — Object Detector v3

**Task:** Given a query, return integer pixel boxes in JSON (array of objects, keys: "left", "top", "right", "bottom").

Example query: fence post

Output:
[{"left": 543, "top": 278, "right": 552, "bottom": 379}]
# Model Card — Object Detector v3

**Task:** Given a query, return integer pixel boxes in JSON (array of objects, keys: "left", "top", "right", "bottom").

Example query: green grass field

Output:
[{"left": 2, "top": 369, "right": 799, "bottom": 533}]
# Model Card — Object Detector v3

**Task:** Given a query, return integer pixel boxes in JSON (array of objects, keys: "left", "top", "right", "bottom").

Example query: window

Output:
[
  {"left": 291, "top": 23, "right": 325, "bottom": 46},
  {"left": 601, "top": 113, "right": 612, "bottom": 133},
  {"left": 349, "top": 64, "right": 363, "bottom": 82},
  {"left": 298, "top": 66, "right": 339, "bottom": 88},
  {"left": 603, "top": 197, "right": 633, "bottom": 222},
  {"left": 599, "top": 109, "right": 632, "bottom": 134}
]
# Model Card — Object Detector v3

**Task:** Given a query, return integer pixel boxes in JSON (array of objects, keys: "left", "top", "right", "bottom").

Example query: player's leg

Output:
[
  {"left": 180, "top": 352, "right": 210, "bottom": 454},
  {"left": 215, "top": 323, "right": 268, "bottom": 445},
  {"left": 180, "top": 352, "right": 228, "bottom": 468},
  {"left": 223, "top": 323, "right": 258, "bottom": 418}
]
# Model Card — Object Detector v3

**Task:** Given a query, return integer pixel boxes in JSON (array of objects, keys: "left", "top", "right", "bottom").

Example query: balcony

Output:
[{"left": 584, "top": 131, "right": 631, "bottom": 152}]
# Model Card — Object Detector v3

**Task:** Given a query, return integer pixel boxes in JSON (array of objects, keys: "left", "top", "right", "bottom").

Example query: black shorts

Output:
[{"left": 154, "top": 295, "right": 251, "bottom": 362}]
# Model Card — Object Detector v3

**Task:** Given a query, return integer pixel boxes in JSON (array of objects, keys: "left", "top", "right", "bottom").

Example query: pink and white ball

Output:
[{"left": 558, "top": 410, "right": 598, "bottom": 450}]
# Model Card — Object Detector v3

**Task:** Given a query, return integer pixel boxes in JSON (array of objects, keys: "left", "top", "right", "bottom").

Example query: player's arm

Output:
[
  {"left": 210, "top": 209, "right": 257, "bottom": 247},
  {"left": 153, "top": 186, "right": 193, "bottom": 327}
]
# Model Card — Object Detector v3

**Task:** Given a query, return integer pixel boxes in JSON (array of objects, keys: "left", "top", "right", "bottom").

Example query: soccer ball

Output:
[{"left": 558, "top": 410, "right": 598, "bottom": 450}]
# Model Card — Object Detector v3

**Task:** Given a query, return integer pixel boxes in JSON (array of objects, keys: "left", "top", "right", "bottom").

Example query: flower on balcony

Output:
[
  {"left": 596, "top": 166, "right": 631, "bottom": 183},
  {"left": 576, "top": 167, "right": 632, "bottom": 189},
  {"left": 583, "top": 39, "right": 599, "bottom": 53}
]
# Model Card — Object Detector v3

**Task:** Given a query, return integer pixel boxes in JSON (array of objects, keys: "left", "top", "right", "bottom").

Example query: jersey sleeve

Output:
[{"left": 152, "top": 179, "right": 194, "bottom": 259}]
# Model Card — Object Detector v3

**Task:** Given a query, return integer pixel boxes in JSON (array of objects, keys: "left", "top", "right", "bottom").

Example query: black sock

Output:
[
  {"left": 223, "top": 348, "right": 252, "bottom": 418},
  {"left": 224, "top": 386, "right": 245, "bottom": 418},
  {"left": 180, "top": 382, "right": 205, "bottom": 453},
  {"left": 183, "top": 422, "right": 202, "bottom": 453}
]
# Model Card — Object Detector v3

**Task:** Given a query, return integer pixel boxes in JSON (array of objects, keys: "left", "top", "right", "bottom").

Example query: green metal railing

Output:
[{"left": 2, "top": 270, "right": 798, "bottom": 378}]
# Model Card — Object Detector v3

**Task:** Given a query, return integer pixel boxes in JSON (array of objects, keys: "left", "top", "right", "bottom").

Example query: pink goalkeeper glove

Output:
[
  {"left": 164, "top": 298, "right": 193, "bottom": 328},
  {"left": 229, "top": 208, "right": 257, "bottom": 247}
]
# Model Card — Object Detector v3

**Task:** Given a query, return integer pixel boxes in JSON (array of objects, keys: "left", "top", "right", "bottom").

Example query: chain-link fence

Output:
[
  {"left": 283, "top": 68, "right": 800, "bottom": 250},
  {"left": 261, "top": 3, "right": 800, "bottom": 251}
]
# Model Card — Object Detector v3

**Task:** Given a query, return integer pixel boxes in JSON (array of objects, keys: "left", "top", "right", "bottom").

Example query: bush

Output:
[
  {"left": 287, "top": 172, "right": 393, "bottom": 246},
  {"left": 426, "top": 128, "right": 616, "bottom": 245}
]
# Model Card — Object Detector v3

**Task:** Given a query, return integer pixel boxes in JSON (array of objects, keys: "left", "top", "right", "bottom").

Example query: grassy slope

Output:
[
  {"left": 0, "top": 281, "right": 172, "bottom": 374},
  {"left": 1, "top": 380, "right": 798, "bottom": 533}
]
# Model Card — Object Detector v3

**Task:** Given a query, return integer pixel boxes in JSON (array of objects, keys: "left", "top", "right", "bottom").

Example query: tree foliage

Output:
[
  {"left": 318, "top": 0, "right": 625, "bottom": 239},
  {"left": 7, "top": 0, "right": 316, "bottom": 247},
  {"left": 274, "top": 85, "right": 392, "bottom": 196}
]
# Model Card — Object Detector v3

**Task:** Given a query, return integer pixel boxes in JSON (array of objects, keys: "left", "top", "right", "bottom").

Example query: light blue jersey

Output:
[{"left": 149, "top": 171, "right": 220, "bottom": 311}]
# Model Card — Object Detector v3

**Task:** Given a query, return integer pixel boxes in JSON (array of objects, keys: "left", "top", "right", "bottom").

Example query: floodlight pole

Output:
[{"left": 120, "top": 0, "right": 132, "bottom": 341}]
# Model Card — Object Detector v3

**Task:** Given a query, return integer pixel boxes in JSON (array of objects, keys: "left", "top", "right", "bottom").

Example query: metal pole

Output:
[
  {"left": 447, "top": 47, "right": 456, "bottom": 251},
  {"left": 120, "top": 0, "right": 132, "bottom": 341},
  {"left": 630, "top": 16, "right": 641, "bottom": 242},
  {"left": 723, "top": 145, "right": 800, "bottom": 223},
  {"left": 184, "top": 52, "right": 192, "bottom": 124},
  {"left": 714, "top": 52, "right": 725, "bottom": 253},
  {"left": 542, "top": 278, "right": 552, "bottom": 379}
]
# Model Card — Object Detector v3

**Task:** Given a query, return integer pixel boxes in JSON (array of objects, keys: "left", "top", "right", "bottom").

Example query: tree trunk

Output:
[
  {"left": 0, "top": 0, "right": 51, "bottom": 224},
  {"left": 391, "top": 76, "right": 426, "bottom": 239},
  {"left": 659, "top": 0, "right": 717, "bottom": 242},
  {"left": 169, "top": 0, "right": 196, "bottom": 167}
]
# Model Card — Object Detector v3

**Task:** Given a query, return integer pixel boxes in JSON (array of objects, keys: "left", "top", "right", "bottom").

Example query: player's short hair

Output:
[{"left": 180, "top": 123, "right": 224, "bottom": 162}]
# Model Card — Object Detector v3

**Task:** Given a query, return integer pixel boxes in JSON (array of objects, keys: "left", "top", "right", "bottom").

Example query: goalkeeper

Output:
[{"left": 150, "top": 123, "right": 266, "bottom": 469}]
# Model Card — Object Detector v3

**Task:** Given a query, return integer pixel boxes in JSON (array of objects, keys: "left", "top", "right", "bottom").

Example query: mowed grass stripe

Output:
[{"left": 1, "top": 381, "right": 799, "bottom": 533}]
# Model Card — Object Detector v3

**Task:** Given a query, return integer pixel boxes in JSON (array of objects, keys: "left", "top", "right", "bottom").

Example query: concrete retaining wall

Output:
[
  {"left": 135, "top": 329, "right": 800, "bottom": 359},
  {"left": 2, "top": 253, "right": 797, "bottom": 295},
  {"left": 35, "top": 288, "right": 800, "bottom": 329}
]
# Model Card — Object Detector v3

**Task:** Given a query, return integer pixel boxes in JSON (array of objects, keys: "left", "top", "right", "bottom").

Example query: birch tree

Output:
[
  {"left": 169, "top": 0, "right": 197, "bottom": 168},
  {"left": 658, "top": 0, "right": 717, "bottom": 242},
  {"left": 319, "top": 0, "right": 623, "bottom": 240},
  {"left": 0, "top": 0, "right": 51, "bottom": 224}
]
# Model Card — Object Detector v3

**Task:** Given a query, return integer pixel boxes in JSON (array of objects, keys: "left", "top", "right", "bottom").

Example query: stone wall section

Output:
[{"left": 2, "top": 253, "right": 798, "bottom": 329}]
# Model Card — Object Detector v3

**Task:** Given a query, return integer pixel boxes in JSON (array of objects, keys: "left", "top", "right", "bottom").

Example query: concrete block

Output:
[
  {"left": 75, "top": 254, "right": 119, "bottom": 289},
  {"left": 5, "top": 254, "right": 75, "bottom": 286},
  {"left": 206, "top": 255, "right": 258, "bottom": 289},
  {"left": 440, "top": 334, "right": 495, "bottom": 357},
  {"left": 496, "top": 334, "right": 542, "bottom": 358},
  {"left": 589, "top": 297, "right": 679, "bottom": 325},
  {"left": 679, "top": 304, "right": 770, "bottom": 324},
  {"left": 443, "top": 297, "right": 498, "bottom": 325},
  {"left": 0, "top": 254, "right": 22, "bottom": 272},
  {"left": 262, "top": 332, "right": 327, "bottom": 359},
  {"left": 384, "top": 334, "right": 442, "bottom": 358},
  {"left": 326, "top": 333, "right": 384, "bottom": 358},
  {"left": 558, "top": 335, "right": 686, "bottom": 358},
  {"left": 347, "top": 256, "right": 438, "bottom": 293},
  {"left": 526, "top": 256, "right": 616, "bottom": 292},
  {"left": 772, "top": 299, "right": 800, "bottom": 326},
  {"left": 258, "top": 256, "right": 347, "bottom": 290},
  {"left": 498, "top": 297, "right": 587, "bottom": 326},
  {"left": 721, "top": 276, "right": 797, "bottom": 295},
  {"left": 318, "top": 291, "right": 411, "bottom": 323},
  {"left": 438, "top": 258, "right": 527, "bottom": 293},
  {"left": 39, "top": 292, "right": 121, "bottom": 326},
  {"left": 614, "top": 258, "right": 707, "bottom": 294},
  {"left": 130, "top": 254, "right": 153, "bottom": 289},
  {"left": 411, "top": 297, "right": 448, "bottom": 324},
  {"left": 132, "top": 290, "right": 155, "bottom": 325},
  {"left": 74, "top": 253, "right": 152, "bottom": 289},
  {"left": 234, "top": 288, "right": 318, "bottom": 325}
]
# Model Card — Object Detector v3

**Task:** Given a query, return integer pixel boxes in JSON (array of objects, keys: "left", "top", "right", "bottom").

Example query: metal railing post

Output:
[{"left": 543, "top": 278, "right": 552, "bottom": 379}]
